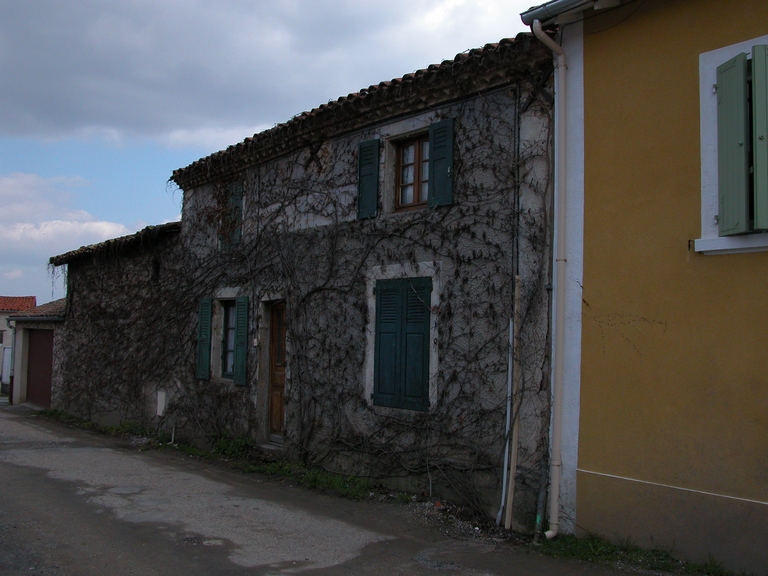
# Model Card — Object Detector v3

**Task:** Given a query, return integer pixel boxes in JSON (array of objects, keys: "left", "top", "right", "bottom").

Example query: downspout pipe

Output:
[
  {"left": 496, "top": 316, "right": 514, "bottom": 525},
  {"left": 7, "top": 319, "right": 16, "bottom": 406},
  {"left": 531, "top": 19, "right": 567, "bottom": 541}
]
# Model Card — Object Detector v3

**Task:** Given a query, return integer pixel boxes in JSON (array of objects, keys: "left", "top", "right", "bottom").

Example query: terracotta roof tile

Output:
[
  {"left": 171, "top": 33, "right": 553, "bottom": 190},
  {"left": 0, "top": 296, "right": 36, "bottom": 312},
  {"left": 9, "top": 298, "right": 66, "bottom": 321}
]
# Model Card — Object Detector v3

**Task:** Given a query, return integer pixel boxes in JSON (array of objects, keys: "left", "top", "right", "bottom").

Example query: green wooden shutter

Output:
[
  {"left": 230, "top": 182, "right": 243, "bottom": 245},
  {"left": 428, "top": 118, "right": 455, "bottom": 207},
  {"left": 753, "top": 45, "right": 768, "bottom": 230},
  {"left": 233, "top": 296, "right": 248, "bottom": 386},
  {"left": 717, "top": 53, "right": 750, "bottom": 236},
  {"left": 373, "top": 278, "right": 431, "bottom": 411},
  {"left": 196, "top": 298, "right": 212, "bottom": 380},
  {"left": 373, "top": 281, "right": 400, "bottom": 407},
  {"left": 358, "top": 139, "right": 379, "bottom": 219},
  {"left": 402, "top": 278, "right": 431, "bottom": 411}
]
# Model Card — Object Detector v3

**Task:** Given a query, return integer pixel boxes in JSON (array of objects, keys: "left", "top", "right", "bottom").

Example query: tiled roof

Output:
[
  {"left": 9, "top": 298, "right": 66, "bottom": 321},
  {"left": 0, "top": 296, "right": 36, "bottom": 312},
  {"left": 172, "top": 33, "right": 553, "bottom": 190},
  {"left": 50, "top": 221, "right": 181, "bottom": 266}
]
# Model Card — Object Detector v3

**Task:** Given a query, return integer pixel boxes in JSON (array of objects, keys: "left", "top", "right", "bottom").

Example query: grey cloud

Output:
[
  {"left": 0, "top": 1, "right": 429, "bottom": 138},
  {"left": 0, "top": 0, "right": 527, "bottom": 142}
]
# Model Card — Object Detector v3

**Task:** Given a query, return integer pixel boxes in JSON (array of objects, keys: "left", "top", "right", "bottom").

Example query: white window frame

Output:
[{"left": 696, "top": 34, "right": 768, "bottom": 255}]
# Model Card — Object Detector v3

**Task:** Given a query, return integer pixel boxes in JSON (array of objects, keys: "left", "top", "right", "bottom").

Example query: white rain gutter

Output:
[
  {"left": 496, "top": 316, "right": 514, "bottom": 525},
  {"left": 521, "top": 0, "right": 594, "bottom": 26},
  {"left": 531, "top": 19, "right": 567, "bottom": 541},
  {"left": 521, "top": 0, "right": 620, "bottom": 26}
]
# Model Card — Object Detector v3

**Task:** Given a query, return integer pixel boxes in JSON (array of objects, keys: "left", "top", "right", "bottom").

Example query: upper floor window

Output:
[
  {"left": 696, "top": 35, "right": 768, "bottom": 254},
  {"left": 221, "top": 300, "right": 237, "bottom": 378},
  {"left": 357, "top": 118, "right": 454, "bottom": 219},
  {"left": 397, "top": 135, "right": 430, "bottom": 210}
]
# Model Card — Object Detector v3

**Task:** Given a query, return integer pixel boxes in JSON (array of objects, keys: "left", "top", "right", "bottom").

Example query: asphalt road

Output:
[{"left": 0, "top": 405, "right": 624, "bottom": 576}]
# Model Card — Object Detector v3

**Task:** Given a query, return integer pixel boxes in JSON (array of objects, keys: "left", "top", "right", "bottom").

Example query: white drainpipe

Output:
[
  {"left": 531, "top": 19, "right": 567, "bottom": 540},
  {"left": 496, "top": 316, "right": 514, "bottom": 525}
]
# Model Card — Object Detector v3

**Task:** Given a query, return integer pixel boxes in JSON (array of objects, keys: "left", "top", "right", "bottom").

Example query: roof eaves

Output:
[
  {"left": 8, "top": 298, "right": 67, "bottom": 322},
  {"left": 11, "top": 315, "right": 64, "bottom": 323},
  {"left": 49, "top": 221, "right": 181, "bottom": 266}
]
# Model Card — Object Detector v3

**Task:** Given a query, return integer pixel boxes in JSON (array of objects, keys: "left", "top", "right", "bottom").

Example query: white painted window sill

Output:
[{"left": 694, "top": 233, "right": 768, "bottom": 255}]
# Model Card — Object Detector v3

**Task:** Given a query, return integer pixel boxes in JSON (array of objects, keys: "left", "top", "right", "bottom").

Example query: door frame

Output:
[{"left": 267, "top": 301, "right": 287, "bottom": 439}]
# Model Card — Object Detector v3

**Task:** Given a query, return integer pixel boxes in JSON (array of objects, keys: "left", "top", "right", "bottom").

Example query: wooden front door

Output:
[
  {"left": 269, "top": 302, "right": 286, "bottom": 436},
  {"left": 27, "top": 329, "right": 53, "bottom": 408}
]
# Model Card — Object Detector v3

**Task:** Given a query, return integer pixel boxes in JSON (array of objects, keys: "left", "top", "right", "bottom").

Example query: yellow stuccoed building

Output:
[{"left": 521, "top": 0, "right": 768, "bottom": 572}]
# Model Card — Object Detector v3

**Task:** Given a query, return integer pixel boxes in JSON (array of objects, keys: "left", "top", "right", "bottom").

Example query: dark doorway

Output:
[
  {"left": 27, "top": 329, "right": 53, "bottom": 408},
  {"left": 269, "top": 302, "right": 286, "bottom": 436}
]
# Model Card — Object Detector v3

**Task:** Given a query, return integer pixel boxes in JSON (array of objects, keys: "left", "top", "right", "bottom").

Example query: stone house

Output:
[{"left": 50, "top": 34, "right": 555, "bottom": 523}]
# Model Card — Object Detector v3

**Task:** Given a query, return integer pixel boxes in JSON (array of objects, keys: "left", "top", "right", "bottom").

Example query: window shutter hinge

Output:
[
  {"left": 713, "top": 83, "right": 718, "bottom": 93},
  {"left": 715, "top": 215, "right": 720, "bottom": 223}
]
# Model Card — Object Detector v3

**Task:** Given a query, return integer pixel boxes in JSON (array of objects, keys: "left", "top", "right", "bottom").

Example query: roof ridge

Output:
[
  {"left": 171, "top": 33, "right": 552, "bottom": 190},
  {"left": 50, "top": 221, "right": 181, "bottom": 266}
]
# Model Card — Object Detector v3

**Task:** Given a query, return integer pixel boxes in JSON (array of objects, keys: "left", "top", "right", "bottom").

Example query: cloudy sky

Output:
[{"left": 0, "top": 0, "right": 534, "bottom": 304}]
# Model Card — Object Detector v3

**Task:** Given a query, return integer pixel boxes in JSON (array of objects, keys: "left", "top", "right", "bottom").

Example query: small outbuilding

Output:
[{"left": 8, "top": 299, "right": 66, "bottom": 408}]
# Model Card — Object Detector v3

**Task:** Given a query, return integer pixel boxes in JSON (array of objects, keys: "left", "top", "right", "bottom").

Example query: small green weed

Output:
[
  {"left": 395, "top": 491, "right": 413, "bottom": 503},
  {"left": 294, "top": 468, "right": 372, "bottom": 500},
  {"left": 249, "top": 462, "right": 373, "bottom": 500},
  {"left": 38, "top": 409, "right": 90, "bottom": 427},
  {"left": 173, "top": 443, "right": 211, "bottom": 459},
  {"left": 537, "top": 534, "right": 753, "bottom": 576},
  {"left": 38, "top": 410, "right": 151, "bottom": 438},
  {"left": 105, "top": 421, "right": 148, "bottom": 437},
  {"left": 254, "top": 460, "right": 296, "bottom": 476},
  {"left": 697, "top": 555, "right": 729, "bottom": 576},
  {"left": 213, "top": 435, "right": 255, "bottom": 460}
]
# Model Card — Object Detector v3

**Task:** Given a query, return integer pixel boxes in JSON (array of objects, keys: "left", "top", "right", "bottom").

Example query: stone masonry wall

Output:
[{"left": 55, "top": 80, "right": 553, "bottom": 524}]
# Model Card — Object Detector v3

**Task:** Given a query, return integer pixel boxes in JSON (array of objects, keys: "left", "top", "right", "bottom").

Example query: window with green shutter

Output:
[
  {"left": 221, "top": 301, "right": 237, "bottom": 378},
  {"left": 358, "top": 119, "right": 455, "bottom": 217},
  {"left": 716, "top": 45, "right": 768, "bottom": 236},
  {"left": 358, "top": 139, "right": 380, "bottom": 219},
  {"left": 373, "top": 277, "right": 432, "bottom": 411},
  {"left": 197, "top": 296, "right": 248, "bottom": 385},
  {"left": 233, "top": 296, "right": 248, "bottom": 386},
  {"left": 428, "top": 118, "right": 454, "bottom": 207}
]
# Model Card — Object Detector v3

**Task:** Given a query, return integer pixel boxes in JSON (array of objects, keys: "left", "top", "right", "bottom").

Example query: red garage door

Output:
[{"left": 27, "top": 329, "right": 53, "bottom": 408}]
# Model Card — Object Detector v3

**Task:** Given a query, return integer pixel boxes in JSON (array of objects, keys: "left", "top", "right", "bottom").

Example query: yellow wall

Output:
[{"left": 578, "top": 0, "right": 768, "bottom": 570}]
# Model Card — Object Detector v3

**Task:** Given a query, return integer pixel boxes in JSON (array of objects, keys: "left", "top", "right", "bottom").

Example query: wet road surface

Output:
[{"left": 0, "top": 405, "right": 626, "bottom": 576}]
